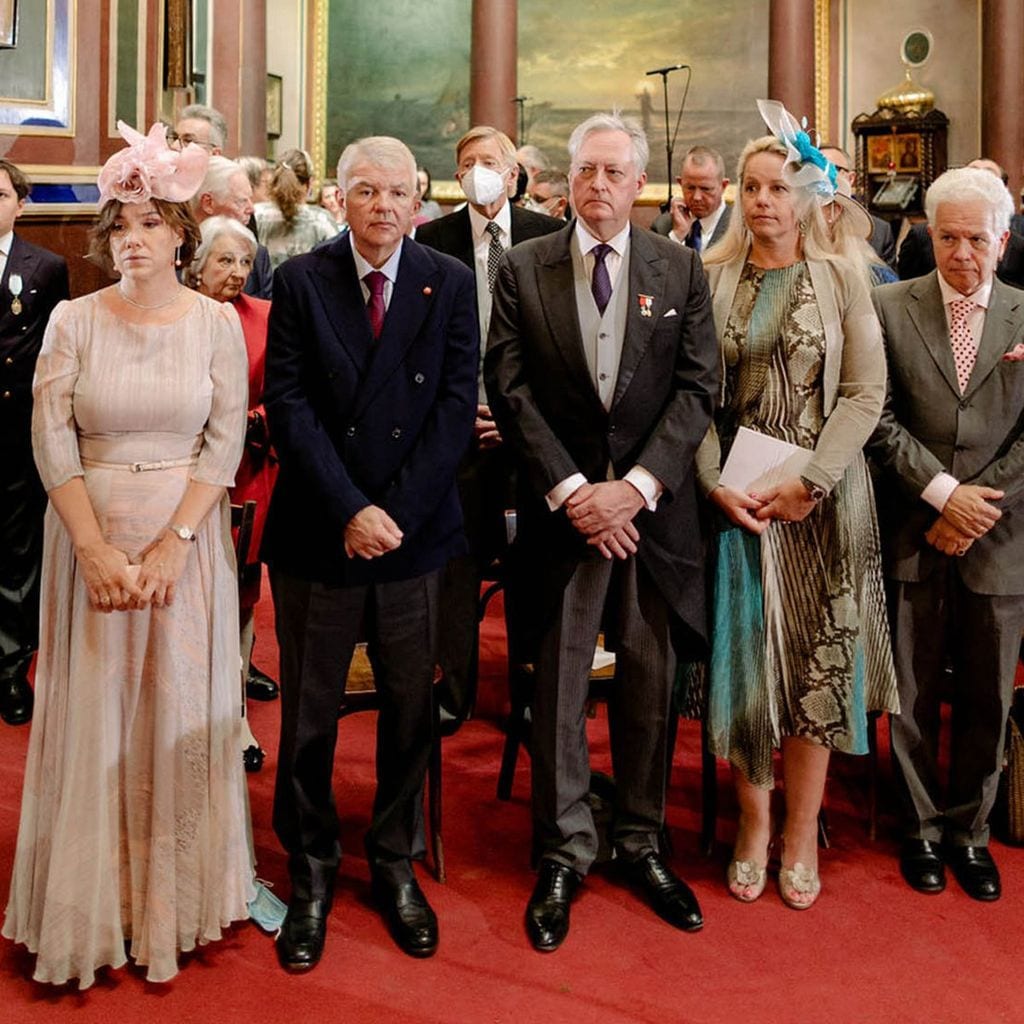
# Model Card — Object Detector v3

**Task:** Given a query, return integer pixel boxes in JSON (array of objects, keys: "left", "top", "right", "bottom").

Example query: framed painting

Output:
[
  {"left": 867, "top": 135, "right": 894, "bottom": 174},
  {"left": 267, "top": 73, "right": 283, "bottom": 139},
  {"left": 518, "top": 0, "right": 769, "bottom": 204},
  {"left": 0, "top": 0, "right": 17, "bottom": 48},
  {"left": 0, "top": 0, "right": 75, "bottom": 136}
]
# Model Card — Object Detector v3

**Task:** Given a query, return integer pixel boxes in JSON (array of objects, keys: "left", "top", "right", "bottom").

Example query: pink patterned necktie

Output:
[
  {"left": 949, "top": 297, "right": 977, "bottom": 393},
  {"left": 365, "top": 270, "right": 387, "bottom": 340}
]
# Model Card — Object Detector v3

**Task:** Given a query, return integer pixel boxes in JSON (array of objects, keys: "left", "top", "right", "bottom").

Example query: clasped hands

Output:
[
  {"left": 925, "top": 483, "right": 1004, "bottom": 557},
  {"left": 345, "top": 505, "right": 403, "bottom": 559},
  {"left": 710, "top": 477, "right": 818, "bottom": 535},
  {"left": 565, "top": 480, "right": 645, "bottom": 560},
  {"left": 77, "top": 532, "right": 191, "bottom": 612}
]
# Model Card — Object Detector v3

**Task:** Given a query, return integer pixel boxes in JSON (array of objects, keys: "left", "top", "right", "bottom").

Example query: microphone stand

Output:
[{"left": 645, "top": 64, "right": 691, "bottom": 210}]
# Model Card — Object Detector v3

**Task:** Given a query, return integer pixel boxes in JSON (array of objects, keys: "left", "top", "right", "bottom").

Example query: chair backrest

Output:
[{"left": 230, "top": 500, "right": 257, "bottom": 588}]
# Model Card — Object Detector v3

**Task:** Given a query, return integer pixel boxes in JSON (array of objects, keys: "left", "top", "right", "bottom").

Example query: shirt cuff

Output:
[
  {"left": 624, "top": 465, "right": 663, "bottom": 512},
  {"left": 546, "top": 473, "right": 587, "bottom": 512},
  {"left": 920, "top": 472, "right": 959, "bottom": 512},
  {"left": 667, "top": 229, "right": 686, "bottom": 245}
]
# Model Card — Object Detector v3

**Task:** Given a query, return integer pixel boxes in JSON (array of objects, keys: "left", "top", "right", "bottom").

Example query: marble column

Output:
[
  {"left": 768, "top": 0, "right": 816, "bottom": 128},
  {"left": 209, "top": 0, "right": 267, "bottom": 156},
  {"left": 470, "top": 0, "right": 517, "bottom": 139},
  {"left": 981, "top": 0, "right": 1024, "bottom": 209}
]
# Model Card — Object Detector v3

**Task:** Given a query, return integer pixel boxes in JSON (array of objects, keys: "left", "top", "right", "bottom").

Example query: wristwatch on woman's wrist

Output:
[
  {"left": 799, "top": 476, "right": 826, "bottom": 503},
  {"left": 167, "top": 523, "right": 196, "bottom": 542}
]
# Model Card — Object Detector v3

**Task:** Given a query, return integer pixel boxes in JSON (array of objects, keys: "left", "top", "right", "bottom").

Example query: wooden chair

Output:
[{"left": 337, "top": 646, "right": 446, "bottom": 883}]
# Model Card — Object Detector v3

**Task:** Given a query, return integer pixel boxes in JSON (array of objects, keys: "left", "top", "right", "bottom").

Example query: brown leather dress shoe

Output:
[{"left": 525, "top": 860, "right": 582, "bottom": 952}]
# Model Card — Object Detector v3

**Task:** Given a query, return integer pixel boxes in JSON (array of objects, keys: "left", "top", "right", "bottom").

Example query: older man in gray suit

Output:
[
  {"left": 486, "top": 113, "right": 718, "bottom": 951},
  {"left": 870, "top": 167, "right": 1024, "bottom": 902}
]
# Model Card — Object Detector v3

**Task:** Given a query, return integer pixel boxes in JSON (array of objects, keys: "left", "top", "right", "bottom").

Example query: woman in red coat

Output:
[{"left": 191, "top": 215, "right": 278, "bottom": 768}]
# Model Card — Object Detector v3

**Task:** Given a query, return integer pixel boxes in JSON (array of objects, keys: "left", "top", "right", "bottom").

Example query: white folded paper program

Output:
[{"left": 719, "top": 426, "right": 813, "bottom": 493}]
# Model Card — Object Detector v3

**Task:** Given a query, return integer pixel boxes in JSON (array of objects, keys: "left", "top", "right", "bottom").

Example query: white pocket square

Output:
[{"left": 662, "top": 308, "right": 678, "bottom": 318}]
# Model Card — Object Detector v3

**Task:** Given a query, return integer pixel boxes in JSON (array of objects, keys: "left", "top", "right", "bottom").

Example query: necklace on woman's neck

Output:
[{"left": 117, "top": 283, "right": 182, "bottom": 310}]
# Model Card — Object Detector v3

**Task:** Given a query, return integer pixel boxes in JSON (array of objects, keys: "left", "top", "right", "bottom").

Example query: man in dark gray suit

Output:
[
  {"left": 416, "top": 127, "right": 561, "bottom": 728},
  {"left": 870, "top": 166, "right": 1024, "bottom": 903},
  {"left": 486, "top": 113, "right": 719, "bottom": 951},
  {"left": 650, "top": 145, "right": 731, "bottom": 253}
]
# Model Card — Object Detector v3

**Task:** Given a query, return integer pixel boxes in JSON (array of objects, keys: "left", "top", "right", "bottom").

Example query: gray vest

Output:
[{"left": 571, "top": 235, "right": 630, "bottom": 412}]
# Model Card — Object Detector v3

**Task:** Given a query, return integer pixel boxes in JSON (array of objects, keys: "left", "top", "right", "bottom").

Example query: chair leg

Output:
[
  {"left": 428, "top": 692, "right": 445, "bottom": 883},
  {"left": 497, "top": 665, "right": 530, "bottom": 801},
  {"left": 700, "top": 718, "right": 717, "bottom": 857}
]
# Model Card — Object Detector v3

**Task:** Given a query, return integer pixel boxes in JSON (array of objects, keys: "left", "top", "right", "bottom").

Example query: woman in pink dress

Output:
[{"left": 3, "top": 123, "right": 253, "bottom": 987}]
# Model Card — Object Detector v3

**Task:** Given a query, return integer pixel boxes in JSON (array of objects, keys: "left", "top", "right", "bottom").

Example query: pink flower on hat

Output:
[{"left": 97, "top": 121, "right": 209, "bottom": 205}]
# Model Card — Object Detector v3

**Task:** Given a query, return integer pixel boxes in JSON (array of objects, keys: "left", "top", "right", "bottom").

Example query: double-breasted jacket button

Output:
[
  {"left": 2, "top": 390, "right": 10, "bottom": 399},
  {"left": 4, "top": 356, "right": 12, "bottom": 365},
  {"left": 391, "top": 427, "right": 402, "bottom": 439},
  {"left": 414, "top": 372, "right": 425, "bottom": 384},
  {"left": 346, "top": 425, "right": 356, "bottom": 437}
]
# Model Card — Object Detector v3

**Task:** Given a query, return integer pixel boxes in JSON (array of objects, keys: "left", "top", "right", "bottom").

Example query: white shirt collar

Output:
[
  {"left": 468, "top": 199, "right": 511, "bottom": 242},
  {"left": 574, "top": 219, "right": 631, "bottom": 258},
  {"left": 0, "top": 230, "right": 13, "bottom": 259},
  {"left": 350, "top": 232, "right": 404, "bottom": 284},
  {"left": 937, "top": 271, "right": 993, "bottom": 310},
  {"left": 699, "top": 200, "right": 727, "bottom": 237}
]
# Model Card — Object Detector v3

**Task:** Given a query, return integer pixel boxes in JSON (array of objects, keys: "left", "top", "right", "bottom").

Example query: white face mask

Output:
[{"left": 460, "top": 164, "right": 507, "bottom": 206}]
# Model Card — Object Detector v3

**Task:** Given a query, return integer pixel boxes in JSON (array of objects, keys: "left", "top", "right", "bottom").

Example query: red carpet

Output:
[{"left": 1, "top": 589, "right": 1021, "bottom": 1023}]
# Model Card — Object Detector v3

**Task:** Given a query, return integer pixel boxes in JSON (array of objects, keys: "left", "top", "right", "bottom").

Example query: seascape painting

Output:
[{"left": 518, "top": 0, "right": 769, "bottom": 185}]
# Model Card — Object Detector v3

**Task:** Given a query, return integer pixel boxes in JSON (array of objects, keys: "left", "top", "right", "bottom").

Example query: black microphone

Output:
[{"left": 646, "top": 63, "right": 690, "bottom": 76}]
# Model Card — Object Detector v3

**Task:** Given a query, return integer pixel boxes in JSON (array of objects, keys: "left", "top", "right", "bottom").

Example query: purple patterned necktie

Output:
[
  {"left": 687, "top": 218, "right": 702, "bottom": 252},
  {"left": 365, "top": 270, "right": 387, "bottom": 340},
  {"left": 591, "top": 243, "right": 613, "bottom": 315}
]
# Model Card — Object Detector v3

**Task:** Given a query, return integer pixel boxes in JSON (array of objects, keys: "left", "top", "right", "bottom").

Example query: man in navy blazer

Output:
[
  {"left": 0, "top": 160, "right": 69, "bottom": 726},
  {"left": 262, "top": 136, "right": 478, "bottom": 970}
]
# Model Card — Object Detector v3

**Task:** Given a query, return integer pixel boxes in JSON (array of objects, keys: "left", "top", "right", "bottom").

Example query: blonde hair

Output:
[{"left": 454, "top": 126, "right": 517, "bottom": 172}]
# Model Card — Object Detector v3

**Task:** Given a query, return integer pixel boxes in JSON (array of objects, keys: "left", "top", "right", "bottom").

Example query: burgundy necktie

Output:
[
  {"left": 591, "top": 243, "right": 613, "bottom": 315},
  {"left": 365, "top": 270, "right": 387, "bottom": 340}
]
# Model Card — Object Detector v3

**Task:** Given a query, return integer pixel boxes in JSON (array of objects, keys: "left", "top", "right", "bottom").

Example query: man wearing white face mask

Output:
[{"left": 417, "top": 127, "right": 562, "bottom": 728}]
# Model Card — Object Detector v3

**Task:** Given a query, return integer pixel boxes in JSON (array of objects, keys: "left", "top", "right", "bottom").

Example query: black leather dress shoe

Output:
[
  {"left": 0, "top": 675, "right": 33, "bottom": 726},
  {"left": 899, "top": 839, "right": 945, "bottom": 894},
  {"left": 525, "top": 860, "right": 582, "bottom": 952},
  {"left": 372, "top": 877, "right": 438, "bottom": 958},
  {"left": 623, "top": 851, "right": 703, "bottom": 932},
  {"left": 948, "top": 845, "right": 1001, "bottom": 902},
  {"left": 245, "top": 664, "right": 279, "bottom": 701},
  {"left": 276, "top": 898, "right": 331, "bottom": 971}
]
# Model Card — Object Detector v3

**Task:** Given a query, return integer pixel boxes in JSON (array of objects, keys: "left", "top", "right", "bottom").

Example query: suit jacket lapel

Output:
[
  {"left": 964, "top": 278, "right": 1024, "bottom": 399},
  {"left": 311, "top": 236, "right": 375, "bottom": 374},
  {"left": 612, "top": 228, "right": 664, "bottom": 408},
  {"left": 906, "top": 273, "right": 961, "bottom": 398},
  {"left": 534, "top": 225, "right": 598, "bottom": 407},
  {"left": 354, "top": 239, "right": 441, "bottom": 417}
]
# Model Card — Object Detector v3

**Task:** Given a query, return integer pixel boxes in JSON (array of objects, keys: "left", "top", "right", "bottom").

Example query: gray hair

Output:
[
  {"left": 194, "top": 156, "right": 247, "bottom": 210},
  {"left": 925, "top": 167, "right": 1013, "bottom": 236},
  {"left": 567, "top": 112, "right": 649, "bottom": 174},
  {"left": 517, "top": 144, "right": 550, "bottom": 172},
  {"left": 336, "top": 136, "right": 417, "bottom": 192},
  {"left": 189, "top": 215, "right": 257, "bottom": 284},
  {"left": 236, "top": 155, "right": 268, "bottom": 190},
  {"left": 180, "top": 103, "right": 228, "bottom": 150}
]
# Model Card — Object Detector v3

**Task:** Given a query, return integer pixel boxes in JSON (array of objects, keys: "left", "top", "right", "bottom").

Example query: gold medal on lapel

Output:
[{"left": 9, "top": 273, "right": 23, "bottom": 316}]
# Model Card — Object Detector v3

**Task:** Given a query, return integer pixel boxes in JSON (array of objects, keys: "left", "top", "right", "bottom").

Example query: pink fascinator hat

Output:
[{"left": 97, "top": 120, "right": 209, "bottom": 205}]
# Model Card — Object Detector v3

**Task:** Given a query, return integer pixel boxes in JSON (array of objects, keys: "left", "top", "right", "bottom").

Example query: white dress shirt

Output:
[
  {"left": 544, "top": 220, "right": 664, "bottom": 514},
  {"left": 351, "top": 233, "right": 403, "bottom": 311},
  {"left": 919, "top": 274, "right": 994, "bottom": 511},
  {"left": 0, "top": 229, "right": 13, "bottom": 282},
  {"left": 668, "top": 200, "right": 727, "bottom": 249},
  {"left": 468, "top": 199, "right": 512, "bottom": 339}
]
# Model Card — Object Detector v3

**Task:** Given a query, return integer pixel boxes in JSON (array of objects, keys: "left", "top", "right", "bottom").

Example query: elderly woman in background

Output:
[
  {"left": 254, "top": 148, "right": 339, "bottom": 269},
  {"left": 189, "top": 215, "right": 277, "bottom": 770},
  {"left": 2, "top": 123, "right": 252, "bottom": 987},
  {"left": 695, "top": 102, "right": 898, "bottom": 909}
]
